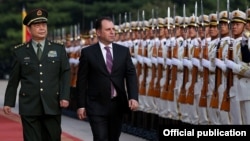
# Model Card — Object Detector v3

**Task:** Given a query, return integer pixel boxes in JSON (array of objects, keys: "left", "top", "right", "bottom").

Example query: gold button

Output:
[
  {"left": 40, "top": 88, "right": 43, "bottom": 91},
  {"left": 40, "top": 80, "right": 43, "bottom": 83}
]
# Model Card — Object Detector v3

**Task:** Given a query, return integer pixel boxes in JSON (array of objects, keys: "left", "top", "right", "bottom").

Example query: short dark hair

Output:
[{"left": 95, "top": 16, "right": 113, "bottom": 30}]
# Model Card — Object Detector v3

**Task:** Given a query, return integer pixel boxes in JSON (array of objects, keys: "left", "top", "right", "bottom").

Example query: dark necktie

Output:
[
  {"left": 104, "top": 47, "right": 115, "bottom": 97},
  {"left": 37, "top": 43, "right": 42, "bottom": 60}
]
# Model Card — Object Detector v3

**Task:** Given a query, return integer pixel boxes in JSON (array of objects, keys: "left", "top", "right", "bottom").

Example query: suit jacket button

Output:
[
  {"left": 40, "top": 88, "right": 43, "bottom": 92},
  {"left": 22, "top": 93, "right": 26, "bottom": 96}
]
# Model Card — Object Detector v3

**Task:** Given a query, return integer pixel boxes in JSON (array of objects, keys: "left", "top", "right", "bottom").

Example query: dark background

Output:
[{"left": 0, "top": 0, "right": 248, "bottom": 79}]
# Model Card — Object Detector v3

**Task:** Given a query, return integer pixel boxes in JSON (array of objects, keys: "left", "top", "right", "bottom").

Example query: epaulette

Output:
[
  {"left": 14, "top": 43, "right": 26, "bottom": 49},
  {"left": 48, "top": 41, "right": 64, "bottom": 46}
]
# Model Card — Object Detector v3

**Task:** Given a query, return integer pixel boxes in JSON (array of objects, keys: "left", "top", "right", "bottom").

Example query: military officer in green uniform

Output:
[{"left": 3, "top": 8, "right": 70, "bottom": 141}]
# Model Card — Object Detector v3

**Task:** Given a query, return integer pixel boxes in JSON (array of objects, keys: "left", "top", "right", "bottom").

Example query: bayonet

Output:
[
  {"left": 217, "top": 0, "right": 221, "bottom": 38},
  {"left": 90, "top": 21, "right": 93, "bottom": 38},
  {"left": 151, "top": 9, "right": 155, "bottom": 31},
  {"left": 183, "top": 4, "right": 186, "bottom": 32},
  {"left": 227, "top": 0, "right": 231, "bottom": 38},
  {"left": 167, "top": 7, "right": 171, "bottom": 35},
  {"left": 195, "top": 1, "right": 198, "bottom": 34},
  {"left": 156, "top": 8, "right": 159, "bottom": 35},
  {"left": 137, "top": 10, "right": 140, "bottom": 31},
  {"left": 118, "top": 13, "right": 122, "bottom": 33},
  {"left": 129, "top": 12, "right": 132, "bottom": 36},
  {"left": 201, "top": 0, "right": 204, "bottom": 29},
  {"left": 173, "top": 4, "right": 176, "bottom": 37},
  {"left": 142, "top": 10, "right": 146, "bottom": 35},
  {"left": 124, "top": 12, "right": 127, "bottom": 33}
]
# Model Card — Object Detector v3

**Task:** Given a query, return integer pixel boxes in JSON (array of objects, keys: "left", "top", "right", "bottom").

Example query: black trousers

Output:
[
  {"left": 88, "top": 98, "right": 123, "bottom": 141},
  {"left": 21, "top": 114, "right": 61, "bottom": 141}
]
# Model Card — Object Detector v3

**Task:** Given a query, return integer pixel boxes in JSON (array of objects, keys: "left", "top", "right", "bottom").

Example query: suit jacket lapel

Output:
[
  {"left": 93, "top": 43, "right": 109, "bottom": 74},
  {"left": 112, "top": 43, "right": 119, "bottom": 73}
]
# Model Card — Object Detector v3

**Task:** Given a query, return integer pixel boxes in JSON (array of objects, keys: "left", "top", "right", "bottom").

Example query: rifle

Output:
[
  {"left": 199, "top": 43, "right": 209, "bottom": 107},
  {"left": 220, "top": 44, "right": 233, "bottom": 111},
  {"left": 210, "top": 0, "right": 221, "bottom": 109},
  {"left": 210, "top": 43, "right": 222, "bottom": 108},
  {"left": 198, "top": 0, "right": 208, "bottom": 107},
  {"left": 147, "top": 45, "right": 157, "bottom": 97},
  {"left": 160, "top": 7, "right": 171, "bottom": 100},
  {"left": 147, "top": 9, "right": 158, "bottom": 97},
  {"left": 186, "top": 45, "right": 200, "bottom": 105},
  {"left": 139, "top": 11, "right": 148, "bottom": 96},
  {"left": 178, "top": 4, "right": 188, "bottom": 104},
  {"left": 136, "top": 10, "right": 142, "bottom": 79},
  {"left": 166, "top": 5, "right": 177, "bottom": 101},
  {"left": 154, "top": 41, "right": 163, "bottom": 97},
  {"left": 220, "top": 0, "right": 232, "bottom": 111}
]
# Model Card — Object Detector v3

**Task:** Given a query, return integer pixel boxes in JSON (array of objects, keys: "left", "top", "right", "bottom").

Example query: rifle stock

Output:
[
  {"left": 178, "top": 42, "right": 189, "bottom": 103},
  {"left": 148, "top": 44, "right": 158, "bottom": 97},
  {"left": 154, "top": 44, "right": 163, "bottom": 97},
  {"left": 139, "top": 44, "right": 148, "bottom": 95},
  {"left": 199, "top": 43, "right": 209, "bottom": 107},
  {"left": 160, "top": 45, "right": 172, "bottom": 100},
  {"left": 210, "top": 45, "right": 222, "bottom": 108},
  {"left": 220, "top": 44, "right": 233, "bottom": 111},
  {"left": 136, "top": 42, "right": 143, "bottom": 90},
  {"left": 186, "top": 46, "right": 200, "bottom": 105},
  {"left": 166, "top": 44, "right": 178, "bottom": 101}
]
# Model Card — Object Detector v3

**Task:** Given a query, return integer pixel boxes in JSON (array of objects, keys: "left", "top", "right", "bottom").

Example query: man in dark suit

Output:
[
  {"left": 3, "top": 8, "right": 70, "bottom": 141},
  {"left": 76, "top": 16, "right": 139, "bottom": 141}
]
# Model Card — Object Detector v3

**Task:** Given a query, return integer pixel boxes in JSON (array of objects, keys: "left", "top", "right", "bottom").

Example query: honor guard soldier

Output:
[
  {"left": 225, "top": 9, "right": 246, "bottom": 124},
  {"left": 241, "top": 8, "right": 250, "bottom": 63},
  {"left": 178, "top": 16, "right": 190, "bottom": 124},
  {"left": 214, "top": 10, "right": 232, "bottom": 124},
  {"left": 201, "top": 13, "right": 220, "bottom": 125},
  {"left": 167, "top": 15, "right": 184, "bottom": 124},
  {"left": 184, "top": 15, "right": 200, "bottom": 125},
  {"left": 197, "top": 14, "right": 210, "bottom": 125},
  {"left": 138, "top": 19, "right": 151, "bottom": 129},
  {"left": 158, "top": 16, "right": 173, "bottom": 125}
]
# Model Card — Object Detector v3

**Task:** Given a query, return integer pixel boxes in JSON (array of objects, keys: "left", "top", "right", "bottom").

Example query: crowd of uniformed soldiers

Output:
[{"left": 57, "top": 5, "right": 250, "bottom": 133}]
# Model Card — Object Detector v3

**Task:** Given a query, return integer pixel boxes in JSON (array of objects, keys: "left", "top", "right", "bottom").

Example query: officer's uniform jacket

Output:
[{"left": 4, "top": 40, "right": 71, "bottom": 115}]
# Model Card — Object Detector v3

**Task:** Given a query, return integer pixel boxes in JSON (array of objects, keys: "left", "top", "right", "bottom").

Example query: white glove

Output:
[
  {"left": 151, "top": 57, "right": 158, "bottom": 65},
  {"left": 215, "top": 58, "right": 226, "bottom": 72},
  {"left": 172, "top": 58, "right": 181, "bottom": 66},
  {"left": 157, "top": 57, "right": 165, "bottom": 65},
  {"left": 225, "top": 59, "right": 237, "bottom": 70},
  {"left": 144, "top": 57, "right": 152, "bottom": 67},
  {"left": 191, "top": 58, "right": 200, "bottom": 68},
  {"left": 166, "top": 58, "right": 172, "bottom": 66},
  {"left": 137, "top": 55, "right": 143, "bottom": 64},
  {"left": 183, "top": 58, "right": 192, "bottom": 69},
  {"left": 132, "top": 58, "right": 138, "bottom": 65},
  {"left": 202, "top": 58, "right": 210, "bottom": 69}
]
